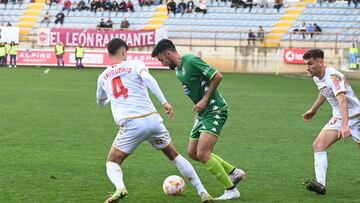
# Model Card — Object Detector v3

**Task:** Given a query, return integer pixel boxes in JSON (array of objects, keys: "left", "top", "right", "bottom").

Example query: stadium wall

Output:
[
  {"left": 26, "top": 42, "right": 348, "bottom": 74},
  {"left": 174, "top": 46, "right": 346, "bottom": 74}
]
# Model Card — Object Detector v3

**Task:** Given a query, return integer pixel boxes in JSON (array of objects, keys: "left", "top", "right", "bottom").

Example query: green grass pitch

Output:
[{"left": 0, "top": 67, "right": 359, "bottom": 203}]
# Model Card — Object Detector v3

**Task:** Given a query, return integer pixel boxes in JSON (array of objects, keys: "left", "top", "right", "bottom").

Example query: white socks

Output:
[
  {"left": 106, "top": 161, "right": 125, "bottom": 190},
  {"left": 106, "top": 156, "right": 207, "bottom": 195},
  {"left": 172, "top": 155, "right": 207, "bottom": 195},
  {"left": 314, "top": 151, "right": 327, "bottom": 186}
]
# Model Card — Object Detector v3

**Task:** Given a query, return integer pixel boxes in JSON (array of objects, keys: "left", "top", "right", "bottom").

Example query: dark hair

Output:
[
  {"left": 151, "top": 39, "right": 176, "bottom": 57},
  {"left": 107, "top": 38, "right": 129, "bottom": 56},
  {"left": 303, "top": 49, "right": 324, "bottom": 60}
]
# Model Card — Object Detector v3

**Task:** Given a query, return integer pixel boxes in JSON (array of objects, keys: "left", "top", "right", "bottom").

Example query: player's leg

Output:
[
  {"left": 197, "top": 107, "right": 244, "bottom": 185},
  {"left": 212, "top": 153, "right": 246, "bottom": 185},
  {"left": 188, "top": 139, "right": 199, "bottom": 161},
  {"left": 105, "top": 120, "right": 145, "bottom": 203},
  {"left": 304, "top": 129, "right": 339, "bottom": 195},
  {"left": 188, "top": 138, "right": 244, "bottom": 186},
  {"left": 197, "top": 133, "right": 233, "bottom": 189},
  {"left": 104, "top": 146, "right": 130, "bottom": 203},
  {"left": 197, "top": 133, "right": 240, "bottom": 200},
  {"left": 313, "top": 130, "right": 339, "bottom": 186},
  {"left": 197, "top": 107, "right": 243, "bottom": 200},
  {"left": 106, "top": 146, "right": 129, "bottom": 189}
]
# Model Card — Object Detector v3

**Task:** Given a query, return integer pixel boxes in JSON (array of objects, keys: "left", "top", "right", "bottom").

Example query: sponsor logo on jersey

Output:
[{"left": 330, "top": 74, "right": 342, "bottom": 91}]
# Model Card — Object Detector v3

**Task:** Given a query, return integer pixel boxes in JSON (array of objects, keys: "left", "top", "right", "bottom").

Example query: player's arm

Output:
[
  {"left": 331, "top": 73, "right": 350, "bottom": 138},
  {"left": 96, "top": 76, "right": 109, "bottom": 107},
  {"left": 303, "top": 92, "right": 326, "bottom": 122},
  {"left": 336, "top": 92, "right": 350, "bottom": 139},
  {"left": 194, "top": 72, "right": 223, "bottom": 112},
  {"left": 139, "top": 70, "right": 174, "bottom": 119}
]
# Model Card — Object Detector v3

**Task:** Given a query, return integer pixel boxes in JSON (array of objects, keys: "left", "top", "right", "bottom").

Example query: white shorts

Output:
[
  {"left": 322, "top": 116, "right": 360, "bottom": 143},
  {"left": 112, "top": 113, "right": 172, "bottom": 154}
]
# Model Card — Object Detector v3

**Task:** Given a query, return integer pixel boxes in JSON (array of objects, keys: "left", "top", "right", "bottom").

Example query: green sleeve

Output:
[{"left": 190, "top": 57, "right": 218, "bottom": 80}]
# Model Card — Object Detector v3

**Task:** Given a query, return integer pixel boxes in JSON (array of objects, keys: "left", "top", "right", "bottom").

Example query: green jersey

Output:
[{"left": 176, "top": 54, "right": 227, "bottom": 117}]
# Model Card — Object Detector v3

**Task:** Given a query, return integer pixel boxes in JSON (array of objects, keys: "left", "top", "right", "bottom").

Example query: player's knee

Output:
[
  {"left": 107, "top": 154, "right": 121, "bottom": 164},
  {"left": 196, "top": 152, "right": 210, "bottom": 164},
  {"left": 312, "top": 140, "right": 327, "bottom": 152},
  {"left": 188, "top": 150, "right": 198, "bottom": 161}
]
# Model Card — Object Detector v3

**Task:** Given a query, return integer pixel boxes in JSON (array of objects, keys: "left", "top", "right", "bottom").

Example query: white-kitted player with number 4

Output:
[
  {"left": 96, "top": 38, "right": 214, "bottom": 203},
  {"left": 302, "top": 49, "right": 360, "bottom": 195}
]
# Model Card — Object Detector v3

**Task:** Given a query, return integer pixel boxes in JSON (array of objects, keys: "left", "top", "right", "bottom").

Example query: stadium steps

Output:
[
  {"left": 17, "top": 1, "right": 45, "bottom": 41},
  {"left": 144, "top": 5, "right": 168, "bottom": 30},
  {"left": 264, "top": 1, "right": 307, "bottom": 47}
]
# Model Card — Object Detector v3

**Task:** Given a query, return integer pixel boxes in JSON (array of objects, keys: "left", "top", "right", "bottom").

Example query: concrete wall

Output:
[{"left": 175, "top": 45, "right": 346, "bottom": 74}]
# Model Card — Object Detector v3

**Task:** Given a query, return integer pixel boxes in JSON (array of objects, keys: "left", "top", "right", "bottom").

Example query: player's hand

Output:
[
  {"left": 302, "top": 109, "right": 316, "bottom": 122},
  {"left": 163, "top": 103, "right": 174, "bottom": 119},
  {"left": 193, "top": 98, "right": 208, "bottom": 113},
  {"left": 339, "top": 125, "right": 350, "bottom": 139}
]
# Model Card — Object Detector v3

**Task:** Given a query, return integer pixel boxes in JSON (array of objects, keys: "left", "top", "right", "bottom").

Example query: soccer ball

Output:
[{"left": 162, "top": 175, "right": 185, "bottom": 196}]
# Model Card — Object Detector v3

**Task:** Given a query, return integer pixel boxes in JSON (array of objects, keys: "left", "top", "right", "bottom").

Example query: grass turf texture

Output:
[{"left": 0, "top": 67, "right": 359, "bottom": 203}]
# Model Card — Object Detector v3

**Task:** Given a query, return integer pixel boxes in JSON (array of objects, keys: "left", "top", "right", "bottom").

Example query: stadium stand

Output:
[
  {"left": 283, "top": 2, "right": 360, "bottom": 42},
  {"left": 1, "top": 0, "right": 360, "bottom": 45},
  {"left": 34, "top": 2, "right": 156, "bottom": 30},
  {"left": 0, "top": 2, "right": 29, "bottom": 41}
]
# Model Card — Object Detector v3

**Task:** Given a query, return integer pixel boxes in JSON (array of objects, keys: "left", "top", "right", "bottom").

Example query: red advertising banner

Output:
[
  {"left": 283, "top": 48, "right": 308, "bottom": 64},
  {"left": 48, "top": 28, "right": 156, "bottom": 48},
  {"left": 15, "top": 49, "right": 165, "bottom": 69}
]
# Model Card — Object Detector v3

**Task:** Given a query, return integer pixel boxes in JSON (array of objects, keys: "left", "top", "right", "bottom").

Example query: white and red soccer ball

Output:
[{"left": 162, "top": 175, "right": 185, "bottom": 196}]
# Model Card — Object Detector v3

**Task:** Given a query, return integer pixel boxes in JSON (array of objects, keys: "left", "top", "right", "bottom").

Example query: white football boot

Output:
[{"left": 215, "top": 188, "right": 240, "bottom": 200}]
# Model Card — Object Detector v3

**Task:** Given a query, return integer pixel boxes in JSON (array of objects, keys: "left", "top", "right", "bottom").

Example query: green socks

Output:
[
  {"left": 204, "top": 154, "right": 233, "bottom": 189},
  {"left": 212, "top": 153, "right": 236, "bottom": 175}
]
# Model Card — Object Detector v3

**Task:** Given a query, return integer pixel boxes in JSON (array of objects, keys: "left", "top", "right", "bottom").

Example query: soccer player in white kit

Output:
[
  {"left": 97, "top": 38, "right": 214, "bottom": 203},
  {"left": 302, "top": 49, "right": 360, "bottom": 195}
]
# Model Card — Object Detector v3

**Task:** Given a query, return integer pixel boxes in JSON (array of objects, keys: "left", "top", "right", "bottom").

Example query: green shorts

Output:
[{"left": 190, "top": 107, "right": 228, "bottom": 139}]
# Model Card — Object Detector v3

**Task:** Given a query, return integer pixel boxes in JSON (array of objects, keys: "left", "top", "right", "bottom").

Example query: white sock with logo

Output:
[{"left": 172, "top": 155, "right": 207, "bottom": 195}]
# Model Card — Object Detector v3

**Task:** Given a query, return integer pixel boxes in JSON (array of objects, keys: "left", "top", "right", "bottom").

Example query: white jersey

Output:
[
  {"left": 313, "top": 67, "right": 360, "bottom": 118},
  {"left": 96, "top": 60, "right": 157, "bottom": 125}
]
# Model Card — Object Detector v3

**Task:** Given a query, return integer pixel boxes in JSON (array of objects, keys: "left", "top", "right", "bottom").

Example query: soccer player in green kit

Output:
[{"left": 152, "top": 39, "right": 245, "bottom": 200}]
